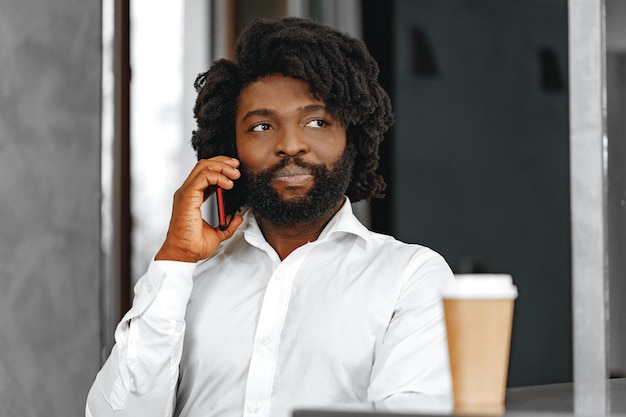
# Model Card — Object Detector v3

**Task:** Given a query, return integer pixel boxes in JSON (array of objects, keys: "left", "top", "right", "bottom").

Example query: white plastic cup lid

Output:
[{"left": 441, "top": 274, "right": 518, "bottom": 299}]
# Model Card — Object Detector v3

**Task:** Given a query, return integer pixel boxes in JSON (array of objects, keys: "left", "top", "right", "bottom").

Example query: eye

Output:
[
  {"left": 305, "top": 119, "right": 329, "bottom": 128},
  {"left": 251, "top": 123, "right": 272, "bottom": 132}
]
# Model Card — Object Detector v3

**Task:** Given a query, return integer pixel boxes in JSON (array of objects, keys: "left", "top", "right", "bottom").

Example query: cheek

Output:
[
  {"left": 319, "top": 132, "right": 348, "bottom": 160},
  {"left": 235, "top": 139, "right": 266, "bottom": 172}
]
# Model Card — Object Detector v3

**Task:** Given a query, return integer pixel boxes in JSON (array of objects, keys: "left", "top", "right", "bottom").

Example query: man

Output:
[{"left": 86, "top": 17, "right": 454, "bottom": 417}]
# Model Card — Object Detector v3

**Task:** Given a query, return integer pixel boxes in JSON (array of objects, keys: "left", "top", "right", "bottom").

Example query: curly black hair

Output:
[{"left": 191, "top": 17, "right": 393, "bottom": 204}]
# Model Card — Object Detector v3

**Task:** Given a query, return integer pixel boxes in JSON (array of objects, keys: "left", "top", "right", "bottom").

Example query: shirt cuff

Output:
[
  {"left": 155, "top": 259, "right": 197, "bottom": 277},
  {"left": 142, "top": 260, "right": 195, "bottom": 321}
]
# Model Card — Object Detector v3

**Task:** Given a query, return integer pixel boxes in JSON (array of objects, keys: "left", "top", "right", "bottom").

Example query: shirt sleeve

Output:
[
  {"left": 368, "top": 249, "right": 455, "bottom": 414},
  {"left": 86, "top": 260, "right": 195, "bottom": 417}
]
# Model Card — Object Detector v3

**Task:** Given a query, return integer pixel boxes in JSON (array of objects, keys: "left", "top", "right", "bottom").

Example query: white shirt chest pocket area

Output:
[{"left": 281, "top": 297, "right": 388, "bottom": 373}]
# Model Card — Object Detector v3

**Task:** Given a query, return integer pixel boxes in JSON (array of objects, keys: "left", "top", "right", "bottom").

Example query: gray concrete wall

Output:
[{"left": 0, "top": 1, "right": 102, "bottom": 416}]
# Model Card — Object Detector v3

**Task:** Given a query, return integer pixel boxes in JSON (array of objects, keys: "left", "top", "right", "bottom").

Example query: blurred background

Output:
[{"left": 1, "top": 0, "right": 625, "bottom": 416}]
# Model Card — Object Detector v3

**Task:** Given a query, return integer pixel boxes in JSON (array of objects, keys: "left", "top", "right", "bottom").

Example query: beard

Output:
[{"left": 241, "top": 145, "right": 356, "bottom": 226}]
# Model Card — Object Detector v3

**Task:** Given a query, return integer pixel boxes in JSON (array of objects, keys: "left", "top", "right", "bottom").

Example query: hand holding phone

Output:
[{"left": 155, "top": 156, "right": 242, "bottom": 262}]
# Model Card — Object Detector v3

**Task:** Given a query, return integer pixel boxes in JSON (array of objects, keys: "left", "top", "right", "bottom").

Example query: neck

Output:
[{"left": 256, "top": 198, "right": 345, "bottom": 260}]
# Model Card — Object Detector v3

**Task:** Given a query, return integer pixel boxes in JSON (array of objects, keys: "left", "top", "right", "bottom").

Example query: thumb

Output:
[{"left": 216, "top": 214, "right": 244, "bottom": 241}]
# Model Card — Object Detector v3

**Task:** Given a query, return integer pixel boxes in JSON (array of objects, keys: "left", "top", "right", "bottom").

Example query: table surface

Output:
[
  {"left": 505, "top": 378, "right": 626, "bottom": 416},
  {"left": 294, "top": 379, "right": 626, "bottom": 417}
]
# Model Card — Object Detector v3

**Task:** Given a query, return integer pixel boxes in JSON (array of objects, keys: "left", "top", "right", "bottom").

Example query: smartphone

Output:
[
  {"left": 216, "top": 187, "right": 229, "bottom": 230},
  {"left": 215, "top": 185, "right": 245, "bottom": 231}
]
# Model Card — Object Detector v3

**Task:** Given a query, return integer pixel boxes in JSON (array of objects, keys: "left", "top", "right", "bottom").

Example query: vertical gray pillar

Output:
[
  {"left": 568, "top": 0, "right": 609, "bottom": 412},
  {"left": 0, "top": 1, "right": 102, "bottom": 416},
  {"left": 607, "top": 51, "right": 626, "bottom": 380},
  {"left": 606, "top": 0, "right": 626, "bottom": 382}
]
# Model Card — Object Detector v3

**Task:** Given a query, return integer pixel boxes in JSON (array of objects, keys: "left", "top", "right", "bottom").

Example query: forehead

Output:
[{"left": 237, "top": 75, "right": 323, "bottom": 110}]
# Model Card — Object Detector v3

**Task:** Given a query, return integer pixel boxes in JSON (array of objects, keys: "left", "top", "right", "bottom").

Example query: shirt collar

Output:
[
  {"left": 241, "top": 197, "right": 372, "bottom": 250},
  {"left": 317, "top": 197, "right": 371, "bottom": 245}
]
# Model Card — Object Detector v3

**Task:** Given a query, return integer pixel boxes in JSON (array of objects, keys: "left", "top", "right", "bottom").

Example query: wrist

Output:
[{"left": 155, "top": 243, "right": 199, "bottom": 263}]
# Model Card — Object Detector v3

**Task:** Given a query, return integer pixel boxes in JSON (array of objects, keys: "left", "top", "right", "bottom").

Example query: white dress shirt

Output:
[{"left": 86, "top": 199, "right": 455, "bottom": 417}]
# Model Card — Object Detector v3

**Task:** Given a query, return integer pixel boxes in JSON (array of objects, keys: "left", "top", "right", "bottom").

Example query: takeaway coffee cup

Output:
[{"left": 441, "top": 274, "right": 518, "bottom": 415}]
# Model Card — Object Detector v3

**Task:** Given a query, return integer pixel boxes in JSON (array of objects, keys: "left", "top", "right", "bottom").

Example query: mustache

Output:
[
  {"left": 265, "top": 157, "right": 319, "bottom": 175},
  {"left": 238, "top": 156, "right": 325, "bottom": 188}
]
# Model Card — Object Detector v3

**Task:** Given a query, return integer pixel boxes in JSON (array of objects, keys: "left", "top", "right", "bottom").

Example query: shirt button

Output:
[
  {"left": 275, "top": 274, "right": 286, "bottom": 281},
  {"left": 260, "top": 336, "right": 272, "bottom": 345},
  {"left": 250, "top": 402, "right": 261, "bottom": 413},
  {"left": 145, "top": 282, "right": 153, "bottom": 293}
]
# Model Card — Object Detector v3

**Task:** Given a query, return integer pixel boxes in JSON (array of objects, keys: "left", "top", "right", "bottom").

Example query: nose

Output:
[{"left": 274, "top": 124, "right": 310, "bottom": 157}]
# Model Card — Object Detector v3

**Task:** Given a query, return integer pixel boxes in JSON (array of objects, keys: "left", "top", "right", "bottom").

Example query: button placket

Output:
[
  {"left": 242, "top": 268, "right": 294, "bottom": 417},
  {"left": 242, "top": 246, "right": 315, "bottom": 417}
]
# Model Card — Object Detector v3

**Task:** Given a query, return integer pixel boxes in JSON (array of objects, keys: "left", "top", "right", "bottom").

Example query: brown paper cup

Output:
[{"left": 442, "top": 275, "right": 517, "bottom": 416}]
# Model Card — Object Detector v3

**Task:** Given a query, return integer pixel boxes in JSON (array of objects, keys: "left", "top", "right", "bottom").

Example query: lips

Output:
[{"left": 272, "top": 165, "right": 314, "bottom": 187}]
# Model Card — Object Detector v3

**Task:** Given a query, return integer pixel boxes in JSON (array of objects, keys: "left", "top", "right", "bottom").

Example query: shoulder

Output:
[
  {"left": 367, "top": 229, "right": 448, "bottom": 265},
  {"left": 364, "top": 230, "right": 455, "bottom": 291}
]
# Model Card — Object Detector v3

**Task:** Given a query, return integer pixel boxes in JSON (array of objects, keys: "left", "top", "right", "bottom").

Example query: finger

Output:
[
  {"left": 192, "top": 156, "right": 241, "bottom": 181},
  {"left": 183, "top": 157, "right": 239, "bottom": 184},
  {"left": 183, "top": 161, "right": 241, "bottom": 197},
  {"left": 216, "top": 214, "right": 244, "bottom": 240}
]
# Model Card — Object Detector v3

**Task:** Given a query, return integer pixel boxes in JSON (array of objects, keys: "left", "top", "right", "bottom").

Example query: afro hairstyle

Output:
[{"left": 191, "top": 16, "right": 394, "bottom": 203}]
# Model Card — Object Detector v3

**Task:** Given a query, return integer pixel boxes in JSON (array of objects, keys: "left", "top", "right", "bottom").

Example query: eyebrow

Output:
[
  {"left": 241, "top": 108, "right": 274, "bottom": 121},
  {"left": 241, "top": 104, "right": 328, "bottom": 121}
]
